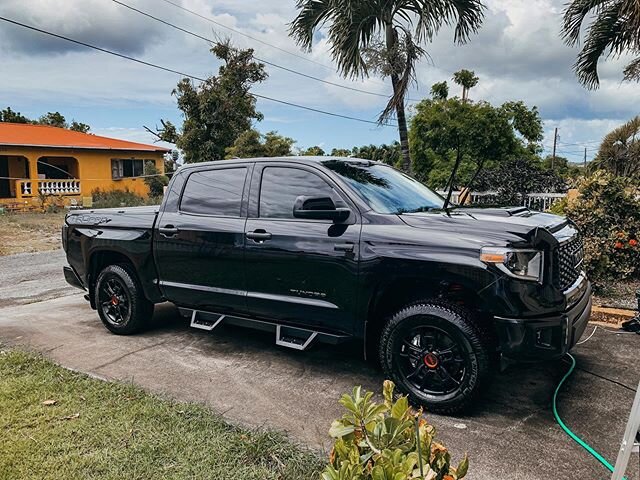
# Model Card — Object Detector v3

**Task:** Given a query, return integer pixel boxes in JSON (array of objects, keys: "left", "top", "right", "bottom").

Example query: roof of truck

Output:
[{"left": 178, "top": 156, "right": 384, "bottom": 170}]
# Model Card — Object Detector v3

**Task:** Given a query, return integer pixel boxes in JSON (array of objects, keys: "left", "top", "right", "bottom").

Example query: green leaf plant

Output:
[{"left": 322, "top": 381, "right": 469, "bottom": 480}]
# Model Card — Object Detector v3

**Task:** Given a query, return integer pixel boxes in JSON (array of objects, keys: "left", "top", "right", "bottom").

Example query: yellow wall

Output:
[{"left": 0, "top": 146, "right": 165, "bottom": 205}]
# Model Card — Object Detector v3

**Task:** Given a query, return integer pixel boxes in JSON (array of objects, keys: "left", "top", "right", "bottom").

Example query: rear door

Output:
[
  {"left": 154, "top": 164, "right": 251, "bottom": 314},
  {"left": 243, "top": 163, "right": 361, "bottom": 334}
]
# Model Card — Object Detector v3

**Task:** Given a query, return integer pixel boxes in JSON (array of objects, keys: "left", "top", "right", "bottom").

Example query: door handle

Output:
[
  {"left": 159, "top": 225, "right": 179, "bottom": 237},
  {"left": 246, "top": 230, "right": 272, "bottom": 242},
  {"left": 334, "top": 243, "right": 355, "bottom": 252}
]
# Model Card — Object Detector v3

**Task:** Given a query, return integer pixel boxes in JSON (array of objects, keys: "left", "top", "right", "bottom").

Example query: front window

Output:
[
  {"left": 322, "top": 160, "right": 445, "bottom": 214},
  {"left": 111, "top": 159, "right": 144, "bottom": 179}
]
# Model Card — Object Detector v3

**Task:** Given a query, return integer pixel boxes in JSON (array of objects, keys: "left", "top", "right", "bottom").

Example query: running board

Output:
[{"left": 180, "top": 308, "right": 349, "bottom": 351}]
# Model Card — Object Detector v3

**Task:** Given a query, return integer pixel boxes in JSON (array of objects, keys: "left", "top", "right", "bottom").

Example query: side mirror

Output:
[{"left": 293, "top": 196, "right": 350, "bottom": 222}]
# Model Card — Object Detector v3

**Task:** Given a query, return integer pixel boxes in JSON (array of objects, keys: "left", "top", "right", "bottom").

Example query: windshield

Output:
[{"left": 322, "top": 160, "right": 446, "bottom": 214}]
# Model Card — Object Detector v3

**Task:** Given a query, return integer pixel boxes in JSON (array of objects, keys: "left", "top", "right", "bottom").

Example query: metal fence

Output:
[{"left": 437, "top": 191, "right": 567, "bottom": 211}]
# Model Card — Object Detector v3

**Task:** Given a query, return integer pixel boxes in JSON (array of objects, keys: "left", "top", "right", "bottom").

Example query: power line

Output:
[
  {"left": 110, "top": 0, "right": 395, "bottom": 100},
  {"left": 0, "top": 15, "right": 395, "bottom": 127}
]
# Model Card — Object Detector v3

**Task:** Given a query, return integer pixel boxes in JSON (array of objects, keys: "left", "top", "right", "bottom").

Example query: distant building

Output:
[{"left": 0, "top": 123, "right": 170, "bottom": 206}]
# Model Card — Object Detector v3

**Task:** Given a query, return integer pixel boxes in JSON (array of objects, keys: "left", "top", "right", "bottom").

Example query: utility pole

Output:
[
  {"left": 552, "top": 127, "right": 558, "bottom": 170},
  {"left": 584, "top": 147, "right": 587, "bottom": 168}
]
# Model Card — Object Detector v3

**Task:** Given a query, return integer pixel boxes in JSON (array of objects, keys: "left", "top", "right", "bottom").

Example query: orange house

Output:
[{"left": 0, "top": 123, "right": 170, "bottom": 207}]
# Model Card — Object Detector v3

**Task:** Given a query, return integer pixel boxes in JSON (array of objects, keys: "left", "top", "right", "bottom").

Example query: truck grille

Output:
[{"left": 554, "top": 235, "right": 584, "bottom": 290}]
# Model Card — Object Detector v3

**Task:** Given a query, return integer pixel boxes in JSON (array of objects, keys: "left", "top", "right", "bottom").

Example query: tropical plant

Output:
[
  {"left": 301, "top": 146, "right": 326, "bottom": 156},
  {"left": 0, "top": 107, "right": 90, "bottom": 132},
  {"left": 590, "top": 116, "right": 640, "bottom": 178},
  {"left": 562, "top": 0, "right": 640, "bottom": 88},
  {"left": 225, "top": 129, "right": 296, "bottom": 158},
  {"left": 409, "top": 96, "right": 543, "bottom": 190},
  {"left": 331, "top": 148, "right": 353, "bottom": 157},
  {"left": 289, "top": 0, "right": 485, "bottom": 173},
  {"left": 352, "top": 142, "right": 402, "bottom": 166},
  {"left": 563, "top": 171, "right": 640, "bottom": 285},
  {"left": 143, "top": 160, "right": 169, "bottom": 198},
  {"left": 452, "top": 69, "right": 478, "bottom": 102},
  {"left": 429, "top": 81, "right": 449, "bottom": 101},
  {"left": 148, "top": 40, "right": 267, "bottom": 163},
  {"left": 323, "top": 381, "right": 469, "bottom": 480}
]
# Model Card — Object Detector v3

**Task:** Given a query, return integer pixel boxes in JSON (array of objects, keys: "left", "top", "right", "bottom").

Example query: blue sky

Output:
[{"left": 1, "top": 0, "right": 638, "bottom": 163}]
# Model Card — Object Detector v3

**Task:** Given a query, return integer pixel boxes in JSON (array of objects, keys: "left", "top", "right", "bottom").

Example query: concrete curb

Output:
[{"left": 591, "top": 303, "right": 637, "bottom": 325}]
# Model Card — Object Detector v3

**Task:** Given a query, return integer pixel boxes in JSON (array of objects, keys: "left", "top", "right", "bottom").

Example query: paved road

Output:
[{"left": 0, "top": 251, "right": 638, "bottom": 480}]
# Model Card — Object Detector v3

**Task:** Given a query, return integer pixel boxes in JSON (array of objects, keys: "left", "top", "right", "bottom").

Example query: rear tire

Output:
[
  {"left": 95, "top": 264, "right": 154, "bottom": 335},
  {"left": 378, "top": 301, "right": 492, "bottom": 414}
]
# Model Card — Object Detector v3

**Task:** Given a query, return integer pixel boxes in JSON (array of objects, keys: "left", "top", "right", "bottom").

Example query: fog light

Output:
[{"left": 536, "top": 327, "right": 553, "bottom": 347}]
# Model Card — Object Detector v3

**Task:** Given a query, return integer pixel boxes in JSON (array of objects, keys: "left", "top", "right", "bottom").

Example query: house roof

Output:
[{"left": 0, "top": 123, "right": 171, "bottom": 153}]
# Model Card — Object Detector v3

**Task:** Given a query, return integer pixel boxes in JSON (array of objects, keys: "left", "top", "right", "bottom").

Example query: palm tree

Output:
[
  {"left": 452, "top": 69, "right": 479, "bottom": 102},
  {"left": 562, "top": 0, "right": 640, "bottom": 89},
  {"left": 289, "top": 0, "right": 485, "bottom": 173},
  {"left": 591, "top": 116, "right": 640, "bottom": 178}
]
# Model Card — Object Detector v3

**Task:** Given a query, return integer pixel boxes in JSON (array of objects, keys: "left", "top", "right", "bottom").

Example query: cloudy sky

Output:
[{"left": 1, "top": 0, "right": 638, "bottom": 163}]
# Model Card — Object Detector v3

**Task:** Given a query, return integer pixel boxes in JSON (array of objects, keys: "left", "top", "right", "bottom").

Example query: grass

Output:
[
  {"left": 0, "top": 349, "right": 324, "bottom": 480},
  {"left": 0, "top": 212, "right": 66, "bottom": 256}
]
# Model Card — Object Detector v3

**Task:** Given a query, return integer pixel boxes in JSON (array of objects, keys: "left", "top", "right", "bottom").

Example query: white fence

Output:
[{"left": 437, "top": 190, "right": 567, "bottom": 211}]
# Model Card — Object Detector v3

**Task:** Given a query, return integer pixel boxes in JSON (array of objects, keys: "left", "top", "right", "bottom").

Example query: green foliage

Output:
[
  {"left": 331, "top": 148, "right": 353, "bottom": 157},
  {"left": 541, "top": 155, "right": 583, "bottom": 180},
  {"left": 590, "top": 116, "right": 640, "bottom": 179},
  {"left": 452, "top": 69, "right": 478, "bottom": 101},
  {"left": 143, "top": 161, "right": 169, "bottom": 197},
  {"left": 352, "top": 142, "right": 401, "bottom": 167},
  {"left": 475, "top": 157, "right": 566, "bottom": 205},
  {"left": 301, "top": 146, "right": 326, "bottom": 156},
  {"left": 562, "top": 0, "right": 640, "bottom": 88},
  {"left": 564, "top": 171, "right": 640, "bottom": 284},
  {"left": 153, "top": 40, "right": 268, "bottom": 163},
  {"left": 225, "top": 129, "right": 295, "bottom": 158},
  {"left": 430, "top": 82, "right": 449, "bottom": 101},
  {"left": 0, "top": 107, "right": 90, "bottom": 132},
  {"left": 323, "top": 381, "right": 469, "bottom": 480},
  {"left": 91, "top": 188, "right": 159, "bottom": 209},
  {"left": 409, "top": 97, "right": 543, "bottom": 188}
]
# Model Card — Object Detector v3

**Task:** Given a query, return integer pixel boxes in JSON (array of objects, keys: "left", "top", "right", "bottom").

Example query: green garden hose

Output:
[{"left": 553, "top": 353, "right": 624, "bottom": 478}]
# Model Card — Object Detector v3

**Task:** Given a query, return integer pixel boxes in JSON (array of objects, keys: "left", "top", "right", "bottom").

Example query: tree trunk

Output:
[{"left": 385, "top": 23, "right": 411, "bottom": 174}]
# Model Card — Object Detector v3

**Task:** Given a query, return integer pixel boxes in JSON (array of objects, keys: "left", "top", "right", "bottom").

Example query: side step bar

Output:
[{"left": 181, "top": 308, "right": 350, "bottom": 351}]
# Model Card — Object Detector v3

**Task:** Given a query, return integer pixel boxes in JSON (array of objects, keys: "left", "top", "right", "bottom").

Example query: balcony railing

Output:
[{"left": 17, "top": 179, "right": 81, "bottom": 197}]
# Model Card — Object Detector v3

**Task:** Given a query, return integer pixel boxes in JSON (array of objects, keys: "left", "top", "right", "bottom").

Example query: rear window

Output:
[{"left": 180, "top": 167, "right": 246, "bottom": 216}]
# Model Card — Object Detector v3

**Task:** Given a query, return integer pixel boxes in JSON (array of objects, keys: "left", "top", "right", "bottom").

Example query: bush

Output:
[
  {"left": 323, "top": 381, "right": 469, "bottom": 480},
  {"left": 143, "top": 160, "right": 169, "bottom": 197},
  {"left": 564, "top": 171, "right": 640, "bottom": 285},
  {"left": 91, "top": 188, "right": 150, "bottom": 208}
]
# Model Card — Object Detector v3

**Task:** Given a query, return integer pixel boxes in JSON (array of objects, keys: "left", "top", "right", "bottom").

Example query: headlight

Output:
[{"left": 480, "top": 247, "right": 544, "bottom": 282}]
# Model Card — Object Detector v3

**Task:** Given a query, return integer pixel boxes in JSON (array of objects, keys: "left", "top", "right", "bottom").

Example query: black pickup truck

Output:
[{"left": 62, "top": 157, "right": 591, "bottom": 412}]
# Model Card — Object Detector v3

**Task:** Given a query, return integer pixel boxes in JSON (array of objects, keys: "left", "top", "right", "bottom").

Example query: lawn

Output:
[
  {"left": 0, "top": 212, "right": 66, "bottom": 256},
  {"left": 0, "top": 349, "right": 324, "bottom": 480}
]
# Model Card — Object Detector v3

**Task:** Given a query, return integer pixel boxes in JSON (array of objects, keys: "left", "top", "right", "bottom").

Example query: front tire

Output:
[
  {"left": 379, "top": 301, "right": 492, "bottom": 414},
  {"left": 95, "top": 264, "right": 153, "bottom": 335}
]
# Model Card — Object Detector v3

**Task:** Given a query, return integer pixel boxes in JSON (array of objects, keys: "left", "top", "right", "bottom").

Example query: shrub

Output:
[
  {"left": 323, "top": 381, "right": 469, "bottom": 480},
  {"left": 143, "top": 160, "right": 169, "bottom": 197},
  {"left": 91, "top": 188, "right": 148, "bottom": 208},
  {"left": 564, "top": 171, "right": 640, "bottom": 285}
]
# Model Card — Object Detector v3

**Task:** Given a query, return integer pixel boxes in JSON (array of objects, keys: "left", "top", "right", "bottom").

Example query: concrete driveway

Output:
[{"left": 1, "top": 250, "right": 638, "bottom": 480}]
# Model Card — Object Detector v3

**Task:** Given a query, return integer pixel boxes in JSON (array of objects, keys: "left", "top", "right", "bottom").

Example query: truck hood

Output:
[{"left": 399, "top": 206, "right": 568, "bottom": 246}]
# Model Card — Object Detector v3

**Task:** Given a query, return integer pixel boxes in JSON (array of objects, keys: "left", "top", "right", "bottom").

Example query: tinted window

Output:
[
  {"left": 322, "top": 160, "right": 445, "bottom": 214},
  {"left": 181, "top": 168, "right": 246, "bottom": 216},
  {"left": 260, "top": 167, "right": 335, "bottom": 219}
]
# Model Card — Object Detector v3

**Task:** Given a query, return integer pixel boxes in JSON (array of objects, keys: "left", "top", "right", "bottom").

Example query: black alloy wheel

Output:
[
  {"left": 379, "top": 301, "right": 492, "bottom": 414},
  {"left": 95, "top": 264, "right": 153, "bottom": 335}
]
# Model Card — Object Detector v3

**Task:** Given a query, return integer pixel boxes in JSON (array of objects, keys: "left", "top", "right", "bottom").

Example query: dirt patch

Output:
[
  {"left": 0, "top": 212, "right": 65, "bottom": 256},
  {"left": 594, "top": 279, "right": 639, "bottom": 310}
]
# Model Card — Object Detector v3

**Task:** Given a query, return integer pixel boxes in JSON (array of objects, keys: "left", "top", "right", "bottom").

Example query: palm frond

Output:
[
  {"left": 623, "top": 56, "right": 640, "bottom": 82},
  {"left": 289, "top": 0, "right": 333, "bottom": 51},
  {"left": 562, "top": 0, "right": 610, "bottom": 45}
]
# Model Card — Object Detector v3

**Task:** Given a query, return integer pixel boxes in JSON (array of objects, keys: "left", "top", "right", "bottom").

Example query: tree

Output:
[
  {"left": 330, "top": 148, "right": 352, "bottom": 157},
  {"left": 562, "top": 0, "right": 640, "bottom": 88},
  {"left": 452, "top": 69, "right": 479, "bottom": 102},
  {"left": 300, "top": 146, "right": 325, "bottom": 156},
  {"left": 430, "top": 81, "right": 449, "bottom": 100},
  {"left": 0, "top": 108, "right": 91, "bottom": 132},
  {"left": 150, "top": 40, "right": 268, "bottom": 163},
  {"left": 590, "top": 116, "right": 640, "bottom": 178},
  {"left": 289, "top": 0, "right": 485, "bottom": 173},
  {"left": 0, "top": 107, "right": 29, "bottom": 123},
  {"left": 541, "top": 155, "right": 582, "bottom": 179},
  {"left": 409, "top": 97, "right": 543, "bottom": 190},
  {"left": 352, "top": 142, "right": 402, "bottom": 166},
  {"left": 143, "top": 160, "right": 169, "bottom": 197},
  {"left": 225, "top": 129, "right": 295, "bottom": 158}
]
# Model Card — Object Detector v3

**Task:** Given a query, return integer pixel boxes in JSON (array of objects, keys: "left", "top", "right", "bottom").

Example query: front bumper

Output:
[{"left": 494, "top": 276, "right": 592, "bottom": 361}]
